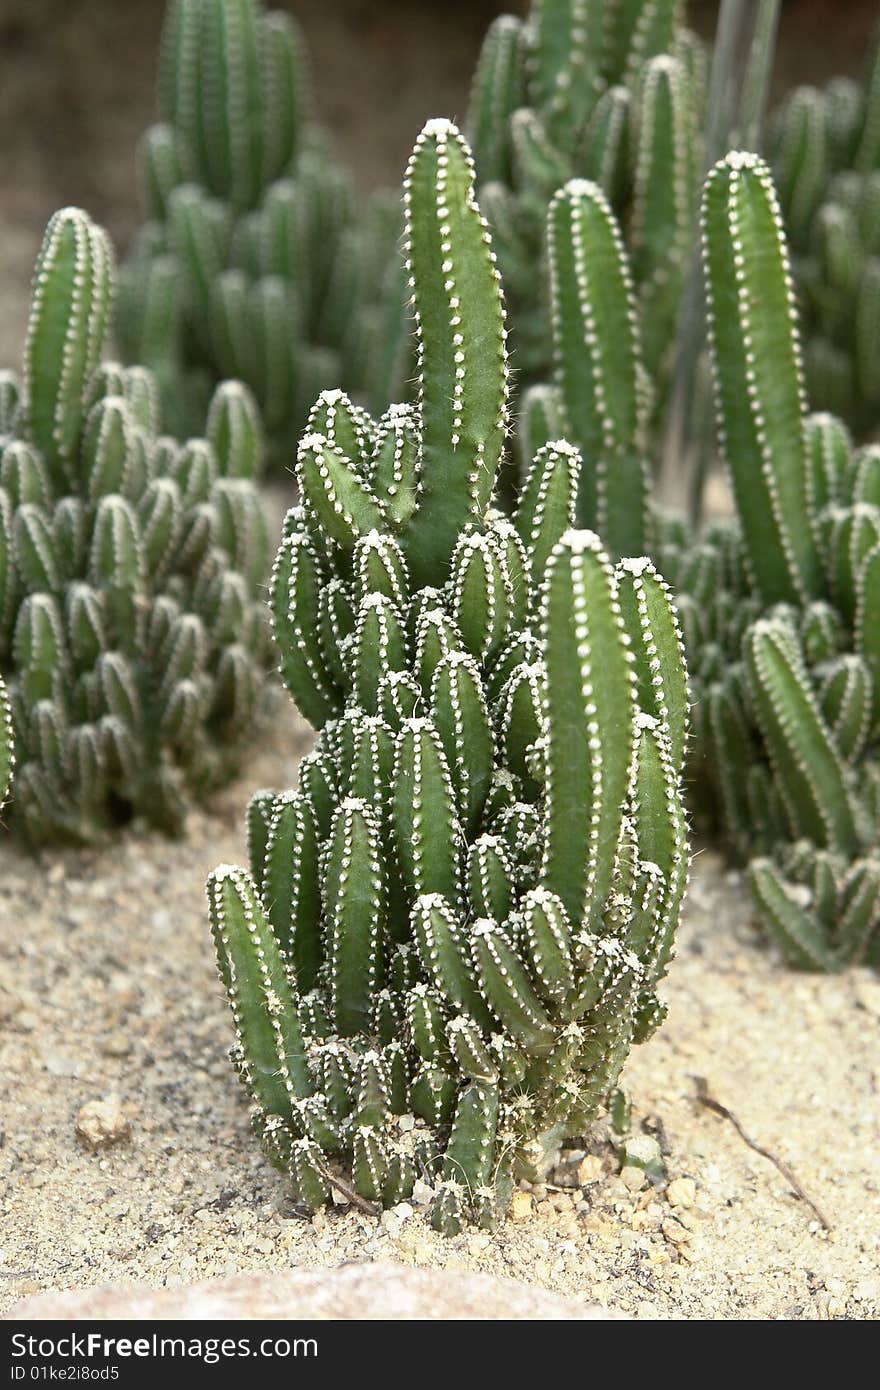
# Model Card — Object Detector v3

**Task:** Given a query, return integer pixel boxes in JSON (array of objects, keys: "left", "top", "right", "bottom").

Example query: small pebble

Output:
[
  {"left": 75, "top": 1098, "right": 131, "bottom": 1150},
  {"left": 549, "top": 1190, "right": 574, "bottom": 1211},
  {"left": 666, "top": 1177, "right": 697, "bottom": 1210},
  {"left": 661, "top": 1218, "right": 691, "bottom": 1247},
  {"left": 576, "top": 1155, "right": 604, "bottom": 1186},
  {"left": 620, "top": 1165, "right": 647, "bottom": 1192},
  {"left": 467, "top": 1232, "right": 491, "bottom": 1255},
  {"left": 510, "top": 1190, "right": 533, "bottom": 1221},
  {"left": 47, "top": 1054, "right": 80, "bottom": 1078}
]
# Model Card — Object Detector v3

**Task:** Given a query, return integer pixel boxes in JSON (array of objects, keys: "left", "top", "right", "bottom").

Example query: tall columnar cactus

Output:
[
  {"left": 467, "top": 0, "right": 701, "bottom": 408},
  {"left": 664, "top": 151, "right": 880, "bottom": 971},
  {"left": 770, "top": 33, "right": 880, "bottom": 437},
  {"left": 0, "top": 677, "right": 12, "bottom": 814},
  {"left": 702, "top": 151, "right": 822, "bottom": 606},
  {"left": 117, "top": 0, "right": 409, "bottom": 463},
  {"left": 208, "top": 120, "right": 690, "bottom": 1231},
  {"left": 544, "top": 177, "right": 649, "bottom": 557},
  {"left": 0, "top": 208, "right": 271, "bottom": 845}
]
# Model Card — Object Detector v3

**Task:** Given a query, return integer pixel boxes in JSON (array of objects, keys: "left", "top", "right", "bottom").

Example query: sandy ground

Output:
[{"left": 1, "top": 701, "right": 878, "bottom": 1322}]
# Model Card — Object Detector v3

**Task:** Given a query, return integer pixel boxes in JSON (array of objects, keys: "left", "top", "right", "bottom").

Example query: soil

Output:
[{"left": 1, "top": 702, "right": 878, "bottom": 1321}]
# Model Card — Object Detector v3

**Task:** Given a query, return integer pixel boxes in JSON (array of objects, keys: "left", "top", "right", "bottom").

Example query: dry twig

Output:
[
  {"left": 313, "top": 1159, "right": 381, "bottom": 1218},
  {"left": 693, "top": 1076, "right": 833, "bottom": 1232}
]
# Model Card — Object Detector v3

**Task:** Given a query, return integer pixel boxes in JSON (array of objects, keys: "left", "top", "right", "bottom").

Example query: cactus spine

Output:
[
  {"left": 0, "top": 208, "right": 270, "bottom": 844},
  {"left": 208, "top": 120, "right": 690, "bottom": 1231}
]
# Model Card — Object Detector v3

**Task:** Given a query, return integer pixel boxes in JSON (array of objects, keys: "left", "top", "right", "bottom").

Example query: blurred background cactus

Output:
[
  {"left": 662, "top": 151, "right": 880, "bottom": 970},
  {"left": 207, "top": 120, "right": 690, "bottom": 1230},
  {"left": 466, "top": 0, "right": 704, "bottom": 425},
  {"left": 0, "top": 206, "right": 272, "bottom": 845},
  {"left": 0, "top": 676, "right": 12, "bottom": 812},
  {"left": 116, "top": 0, "right": 410, "bottom": 466},
  {"left": 770, "top": 32, "right": 880, "bottom": 439}
]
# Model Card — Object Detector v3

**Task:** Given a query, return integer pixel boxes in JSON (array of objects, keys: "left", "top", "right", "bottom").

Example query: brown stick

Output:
[
  {"left": 313, "top": 1158, "right": 381, "bottom": 1218},
  {"left": 693, "top": 1076, "right": 833, "bottom": 1232}
]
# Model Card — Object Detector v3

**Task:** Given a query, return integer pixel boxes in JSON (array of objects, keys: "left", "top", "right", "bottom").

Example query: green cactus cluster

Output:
[
  {"left": 3, "top": 0, "right": 874, "bottom": 1248},
  {"left": 660, "top": 150, "right": 880, "bottom": 971},
  {"left": 770, "top": 33, "right": 880, "bottom": 437},
  {"left": 116, "top": 0, "right": 409, "bottom": 464},
  {"left": 0, "top": 207, "right": 271, "bottom": 845},
  {"left": 207, "top": 119, "right": 690, "bottom": 1230},
  {"left": 467, "top": 0, "right": 702, "bottom": 409}
]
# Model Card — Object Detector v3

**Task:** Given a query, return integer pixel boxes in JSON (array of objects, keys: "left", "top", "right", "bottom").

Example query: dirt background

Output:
[{"left": 1, "top": 0, "right": 878, "bottom": 364}]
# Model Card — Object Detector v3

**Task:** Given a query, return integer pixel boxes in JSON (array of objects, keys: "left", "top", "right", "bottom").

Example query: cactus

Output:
[
  {"left": 702, "top": 151, "right": 822, "bottom": 605},
  {"left": 117, "top": 0, "right": 409, "bottom": 465},
  {"left": 467, "top": 0, "right": 701, "bottom": 416},
  {"left": 0, "top": 208, "right": 271, "bottom": 845},
  {"left": 207, "top": 120, "right": 690, "bottom": 1230},
  {"left": 663, "top": 151, "right": 880, "bottom": 970},
  {"left": 0, "top": 676, "right": 12, "bottom": 813},
  {"left": 770, "top": 33, "right": 880, "bottom": 438},
  {"left": 545, "top": 177, "right": 650, "bottom": 555}
]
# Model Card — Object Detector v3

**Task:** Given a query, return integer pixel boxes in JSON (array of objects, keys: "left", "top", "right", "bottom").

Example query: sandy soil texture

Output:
[{"left": 1, "top": 705, "right": 878, "bottom": 1321}]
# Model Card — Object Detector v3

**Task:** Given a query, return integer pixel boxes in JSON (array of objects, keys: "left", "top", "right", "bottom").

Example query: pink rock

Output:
[{"left": 7, "top": 1264, "right": 625, "bottom": 1320}]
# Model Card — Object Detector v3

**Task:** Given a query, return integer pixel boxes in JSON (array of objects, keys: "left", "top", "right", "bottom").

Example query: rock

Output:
[
  {"left": 620, "top": 1165, "right": 647, "bottom": 1192},
  {"left": 379, "top": 1210, "right": 403, "bottom": 1237},
  {"left": 46, "top": 1054, "right": 81, "bottom": 1078},
  {"left": 510, "top": 1190, "right": 533, "bottom": 1221},
  {"left": 6, "top": 1265, "right": 627, "bottom": 1320},
  {"left": 75, "top": 1097, "right": 131, "bottom": 1150},
  {"left": 661, "top": 1218, "right": 691, "bottom": 1247},
  {"left": 577, "top": 1155, "right": 604, "bottom": 1186},
  {"left": 666, "top": 1177, "right": 697, "bottom": 1210},
  {"left": 619, "top": 1134, "right": 664, "bottom": 1183}
]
